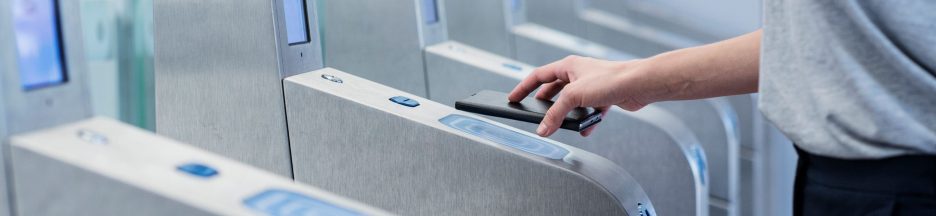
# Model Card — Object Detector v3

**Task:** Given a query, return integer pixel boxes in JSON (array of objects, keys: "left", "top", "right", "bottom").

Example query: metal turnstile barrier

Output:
[
  {"left": 10, "top": 118, "right": 392, "bottom": 216},
  {"left": 155, "top": 0, "right": 657, "bottom": 215},
  {"left": 2, "top": 1, "right": 387, "bottom": 215},
  {"left": 319, "top": 0, "right": 706, "bottom": 214}
]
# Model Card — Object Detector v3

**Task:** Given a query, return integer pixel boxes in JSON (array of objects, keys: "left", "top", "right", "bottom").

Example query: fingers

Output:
[
  {"left": 537, "top": 93, "right": 579, "bottom": 137},
  {"left": 508, "top": 56, "right": 577, "bottom": 102},
  {"left": 580, "top": 106, "right": 609, "bottom": 137},
  {"left": 535, "top": 81, "right": 568, "bottom": 100}
]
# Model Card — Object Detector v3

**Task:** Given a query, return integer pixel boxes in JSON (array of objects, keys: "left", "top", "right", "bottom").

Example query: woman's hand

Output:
[
  {"left": 510, "top": 30, "right": 762, "bottom": 138},
  {"left": 509, "top": 56, "right": 672, "bottom": 137}
]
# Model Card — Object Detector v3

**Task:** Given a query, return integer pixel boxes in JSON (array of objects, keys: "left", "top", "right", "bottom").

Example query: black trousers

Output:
[{"left": 794, "top": 147, "right": 936, "bottom": 216}]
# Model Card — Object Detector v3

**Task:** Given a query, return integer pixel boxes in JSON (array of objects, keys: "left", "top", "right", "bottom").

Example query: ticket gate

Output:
[
  {"left": 154, "top": 0, "right": 657, "bottom": 215},
  {"left": 454, "top": 0, "right": 740, "bottom": 215},
  {"left": 426, "top": 42, "right": 707, "bottom": 216},
  {"left": 0, "top": 1, "right": 386, "bottom": 215},
  {"left": 530, "top": 1, "right": 749, "bottom": 213},
  {"left": 577, "top": 2, "right": 767, "bottom": 214},
  {"left": 287, "top": 69, "right": 654, "bottom": 215},
  {"left": 448, "top": 1, "right": 743, "bottom": 215},
  {"left": 10, "top": 118, "right": 392, "bottom": 216},
  {"left": 320, "top": 0, "right": 706, "bottom": 215},
  {"left": 578, "top": 1, "right": 764, "bottom": 215}
]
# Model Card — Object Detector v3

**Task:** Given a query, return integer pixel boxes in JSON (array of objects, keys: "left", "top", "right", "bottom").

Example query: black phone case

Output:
[{"left": 455, "top": 90, "right": 602, "bottom": 132}]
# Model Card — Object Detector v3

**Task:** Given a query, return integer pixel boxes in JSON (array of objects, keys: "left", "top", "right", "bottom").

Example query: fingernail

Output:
[{"left": 537, "top": 124, "right": 547, "bottom": 136}]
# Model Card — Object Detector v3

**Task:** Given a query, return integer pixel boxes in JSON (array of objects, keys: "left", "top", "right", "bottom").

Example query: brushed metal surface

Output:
[
  {"left": 579, "top": 8, "right": 689, "bottom": 57},
  {"left": 530, "top": 0, "right": 700, "bottom": 57},
  {"left": 526, "top": 0, "right": 586, "bottom": 37},
  {"left": 512, "top": 23, "right": 636, "bottom": 66},
  {"left": 0, "top": 1, "right": 92, "bottom": 215},
  {"left": 445, "top": 0, "right": 515, "bottom": 57},
  {"left": 154, "top": 0, "right": 295, "bottom": 176},
  {"left": 586, "top": 0, "right": 721, "bottom": 43},
  {"left": 285, "top": 68, "right": 656, "bottom": 216},
  {"left": 319, "top": 0, "right": 445, "bottom": 96},
  {"left": 512, "top": 8, "right": 743, "bottom": 212},
  {"left": 425, "top": 43, "right": 704, "bottom": 216},
  {"left": 10, "top": 117, "right": 392, "bottom": 216}
]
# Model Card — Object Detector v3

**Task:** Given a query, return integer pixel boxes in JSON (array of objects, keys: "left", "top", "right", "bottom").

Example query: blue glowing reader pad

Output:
[
  {"left": 244, "top": 189, "right": 361, "bottom": 216},
  {"left": 440, "top": 114, "right": 569, "bottom": 160}
]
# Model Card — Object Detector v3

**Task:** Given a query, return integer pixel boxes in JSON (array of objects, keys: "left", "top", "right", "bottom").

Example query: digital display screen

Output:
[
  {"left": 421, "top": 0, "right": 439, "bottom": 25},
  {"left": 14, "top": 0, "right": 68, "bottom": 90},
  {"left": 283, "top": 0, "right": 310, "bottom": 45}
]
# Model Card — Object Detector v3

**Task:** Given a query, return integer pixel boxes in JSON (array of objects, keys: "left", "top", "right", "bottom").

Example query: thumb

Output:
[{"left": 538, "top": 93, "right": 578, "bottom": 137}]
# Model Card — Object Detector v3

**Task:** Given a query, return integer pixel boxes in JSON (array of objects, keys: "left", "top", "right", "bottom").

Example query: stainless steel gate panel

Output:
[
  {"left": 154, "top": 0, "right": 328, "bottom": 176},
  {"left": 511, "top": 23, "right": 636, "bottom": 66},
  {"left": 528, "top": 0, "right": 700, "bottom": 57},
  {"left": 0, "top": 1, "right": 93, "bottom": 215},
  {"left": 318, "top": 0, "right": 448, "bottom": 97},
  {"left": 284, "top": 68, "right": 656, "bottom": 216},
  {"left": 10, "top": 118, "right": 391, "bottom": 216}
]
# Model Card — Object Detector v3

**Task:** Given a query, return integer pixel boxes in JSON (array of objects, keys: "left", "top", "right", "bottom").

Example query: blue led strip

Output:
[
  {"left": 439, "top": 114, "right": 569, "bottom": 160},
  {"left": 176, "top": 163, "right": 219, "bottom": 178},
  {"left": 693, "top": 146, "right": 707, "bottom": 186},
  {"left": 244, "top": 189, "right": 361, "bottom": 216}
]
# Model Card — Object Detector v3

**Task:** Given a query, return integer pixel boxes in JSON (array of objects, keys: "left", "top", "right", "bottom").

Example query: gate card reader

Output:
[
  {"left": 456, "top": 90, "right": 601, "bottom": 132},
  {"left": 10, "top": 118, "right": 391, "bottom": 216}
]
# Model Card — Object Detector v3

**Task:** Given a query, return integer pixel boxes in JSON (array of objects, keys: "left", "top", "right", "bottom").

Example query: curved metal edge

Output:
[
  {"left": 562, "top": 145, "right": 657, "bottom": 216},
  {"left": 290, "top": 68, "right": 654, "bottom": 216},
  {"left": 705, "top": 97, "right": 742, "bottom": 216},
  {"left": 627, "top": 105, "right": 710, "bottom": 216}
]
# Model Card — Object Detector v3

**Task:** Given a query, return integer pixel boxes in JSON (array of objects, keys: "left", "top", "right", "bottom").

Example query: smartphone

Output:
[{"left": 455, "top": 90, "right": 602, "bottom": 132}]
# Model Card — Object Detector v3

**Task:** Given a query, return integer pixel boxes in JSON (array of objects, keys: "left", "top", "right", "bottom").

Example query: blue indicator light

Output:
[
  {"left": 693, "top": 147, "right": 707, "bottom": 186},
  {"left": 177, "top": 163, "right": 219, "bottom": 178},
  {"left": 502, "top": 63, "right": 523, "bottom": 71},
  {"left": 390, "top": 96, "right": 420, "bottom": 107},
  {"left": 244, "top": 189, "right": 361, "bottom": 216},
  {"left": 439, "top": 114, "right": 569, "bottom": 160}
]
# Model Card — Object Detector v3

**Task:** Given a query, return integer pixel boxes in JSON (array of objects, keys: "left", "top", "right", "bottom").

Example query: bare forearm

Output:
[{"left": 647, "top": 29, "right": 762, "bottom": 101}]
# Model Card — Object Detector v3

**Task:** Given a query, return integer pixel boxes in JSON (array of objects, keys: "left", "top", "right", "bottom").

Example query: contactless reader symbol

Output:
[
  {"left": 244, "top": 189, "right": 361, "bottom": 216},
  {"left": 439, "top": 114, "right": 569, "bottom": 160},
  {"left": 321, "top": 74, "right": 343, "bottom": 83}
]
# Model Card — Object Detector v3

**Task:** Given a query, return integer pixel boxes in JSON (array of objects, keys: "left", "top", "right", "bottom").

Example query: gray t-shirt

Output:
[{"left": 760, "top": 0, "right": 936, "bottom": 159}]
